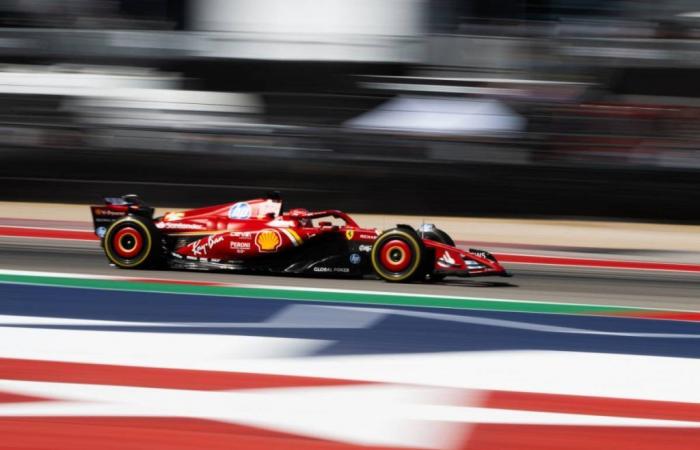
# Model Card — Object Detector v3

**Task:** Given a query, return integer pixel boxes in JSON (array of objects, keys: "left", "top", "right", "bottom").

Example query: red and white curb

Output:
[{"left": 1, "top": 350, "right": 700, "bottom": 449}]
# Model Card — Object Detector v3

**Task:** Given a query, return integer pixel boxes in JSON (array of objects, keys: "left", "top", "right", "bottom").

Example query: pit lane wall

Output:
[{"left": 0, "top": 146, "right": 698, "bottom": 223}]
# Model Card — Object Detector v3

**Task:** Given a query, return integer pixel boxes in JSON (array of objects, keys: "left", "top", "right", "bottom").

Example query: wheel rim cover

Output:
[
  {"left": 379, "top": 239, "right": 411, "bottom": 272},
  {"left": 113, "top": 227, "right": 143, "bottom": 258}
]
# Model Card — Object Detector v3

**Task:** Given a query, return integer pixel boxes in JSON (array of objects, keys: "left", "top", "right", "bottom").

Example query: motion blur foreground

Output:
[
  {"left": 0, "top": 0, "right": 699, "bottom": 220},
  {"left": 1, "top": 3, "right": 700, "bottom": 450}
]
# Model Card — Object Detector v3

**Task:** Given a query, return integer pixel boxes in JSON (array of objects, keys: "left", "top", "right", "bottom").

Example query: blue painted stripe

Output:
[{"left": 2, "top": 283, "right": 700, "bottom": 359}]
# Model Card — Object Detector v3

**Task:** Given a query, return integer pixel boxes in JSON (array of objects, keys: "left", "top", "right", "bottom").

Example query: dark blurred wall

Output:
[
  {"left": 0, "top": 0, "right": 186, "bottom": 28},
  {"left": 429, "top": 0, "right": 460, "bottom": 32},
  {"left": 473, "top": 0, "right": 523, "bottom": 20},
  {"left": 120, "top": 0, "right": 185, "bottom": 29},
  {"left": 120, "top": 0, "right": 167, "bottom": 17},
  {"left": 428, "top": 0, "right": 628, "bottom": 29}
]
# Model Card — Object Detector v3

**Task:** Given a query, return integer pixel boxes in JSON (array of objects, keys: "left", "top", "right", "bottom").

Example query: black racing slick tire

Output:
[
  {"left": 371, "top": 228, "right": 425, "bottom": 282},
  {"left": 102, "top": 216, "right": 160, "bottom": 269},
  {"left": 419, "top": 227, "right": 456, "bottom": 247}
]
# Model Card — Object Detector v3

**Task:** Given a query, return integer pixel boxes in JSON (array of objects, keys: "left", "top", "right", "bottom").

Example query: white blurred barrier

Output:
[
  {"left": 344, "top": 96, "right": 525, "bottom": 137},
  {"left": 188, "top": 0, "right": 426, "bottom": 62}
]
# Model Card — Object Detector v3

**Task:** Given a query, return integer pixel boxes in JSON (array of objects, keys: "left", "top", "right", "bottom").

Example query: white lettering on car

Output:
[
  {"left": 230, "top": 241, "right": 252, "bottom": 253},
  {"left": 94, "top": 208, "right": 125, "bottom": 217},
  {"left": 313, "top": 267, "right": 350, "bottom": 273},
  {"left": 190, "top": 234, "right": 225, "bottom": 256},
  {"left": 159, "top": 222, "right": 206, "bottom": 230}
]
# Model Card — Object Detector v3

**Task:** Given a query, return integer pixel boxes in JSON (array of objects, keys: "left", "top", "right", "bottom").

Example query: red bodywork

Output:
[
  {"left": 154, "top": 198, "right": 380, "bottom": 262},
  {"left": 425, "top": 239, "right": 508, "bottom": 278},
  {"left": 93, "top": 196, "right": 509, "bottom": 279}
]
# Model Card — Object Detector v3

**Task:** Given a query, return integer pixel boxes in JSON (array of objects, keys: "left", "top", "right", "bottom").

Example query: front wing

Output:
[{"left": 424, "top": 240, "right": 511, "bottom": 278}]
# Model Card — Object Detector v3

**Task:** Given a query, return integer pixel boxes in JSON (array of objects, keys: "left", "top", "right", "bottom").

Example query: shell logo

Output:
[{"left": 256, "top": 229, "right": 282, "bottom": 252}]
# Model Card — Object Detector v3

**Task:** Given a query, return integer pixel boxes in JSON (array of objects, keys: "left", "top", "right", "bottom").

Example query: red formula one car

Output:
[{"left": 90, "top": 193, "right": 510, "bottom": 282}]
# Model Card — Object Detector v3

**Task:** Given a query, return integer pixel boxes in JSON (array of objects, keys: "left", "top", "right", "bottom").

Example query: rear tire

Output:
[
  {"left": 103, "top": 216, "right": 160, "bottom": 269},
  {"left": 371, "top": 228, "right": 425, "bottom": 282}
]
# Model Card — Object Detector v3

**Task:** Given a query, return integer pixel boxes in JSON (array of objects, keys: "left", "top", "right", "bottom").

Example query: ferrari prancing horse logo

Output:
[
  {"left": 256, "top": 229, "right": 282, "bottom": 252},
  {"left": 345, "top": 230, "right": 354, "bottom": 240}
]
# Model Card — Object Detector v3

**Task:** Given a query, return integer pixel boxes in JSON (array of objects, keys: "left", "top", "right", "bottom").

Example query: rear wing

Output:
[{"left": 90, "top": 195, "right": 154, "bottom": 238}]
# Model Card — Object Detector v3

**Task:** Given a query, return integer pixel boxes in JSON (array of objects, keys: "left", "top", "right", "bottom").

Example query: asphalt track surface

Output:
[{"left": 1, "top": 237, "right": 698, "bottom": 310}]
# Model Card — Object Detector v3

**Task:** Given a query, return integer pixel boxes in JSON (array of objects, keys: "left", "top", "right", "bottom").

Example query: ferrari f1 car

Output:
[{"left": 90, "top": 193, "right": 510, "bottom": 282}]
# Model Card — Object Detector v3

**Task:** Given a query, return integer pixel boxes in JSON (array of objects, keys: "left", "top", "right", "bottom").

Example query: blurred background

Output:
[{"left": 0, "top": 0, "right": 699, "bottom": 221}]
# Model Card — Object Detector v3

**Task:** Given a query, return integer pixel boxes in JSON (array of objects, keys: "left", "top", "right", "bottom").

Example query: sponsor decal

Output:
[
  {"left": 228, "top": 202, "right": 252, "bottom": 220},
  {"left": 229, "top": 231, "right": 252, "bottom": 240},
  {"left": 345, "top": 230, "right": 355, "bottom": 240},
  {"left": 359, "top": 233, "right": 377, "bottom": 240},
  {"left": 267, "top": 219, "right": 295, "bottom": 227},
  {"left": 313, "top": 267, "right": 350, "bottom": 273},
  {"left": 255, "top": 229, "right": 282, "bottom": 252},
  {"left": 93, "top": 208, "right": 125, "bottom": 217},
  {"left": 437, "top": 251, "right": 457, "bottom": 268},
  {"left": 358, "top": 244, "right": 372, "bottom": 252},
  {"left": 349, "top": 253, "right": 361, "bottom": 265},
  {"left": 189, "top": 234, "right": 225, "bottom": 257},
  {"left": 469, "top": 248, "right": 494, "bottom": 261},
  {"left": 95, "top": 226, "right": 107, "bottom": 238},
  {"left": 158, "top": 222, "right": 206, "bottom": 230},
  {"left": 230, "top": 241, "right": 251, "bottom": 253}
]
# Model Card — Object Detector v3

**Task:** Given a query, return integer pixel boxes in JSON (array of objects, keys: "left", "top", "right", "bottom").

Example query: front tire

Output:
[
  {"left": 371, "top": 228, "right": 425, "bottom": 282},
  {"left": 103, "top": 216, "right": 159, "bottom": 269},
  {"left": 417, "top": 226, "right": 455, "bottom": 282},
  {"left": 418, "top": 226, "right": 455, "bottom": 247}
]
